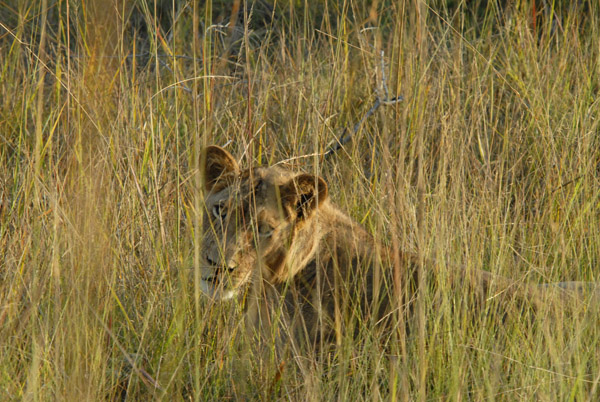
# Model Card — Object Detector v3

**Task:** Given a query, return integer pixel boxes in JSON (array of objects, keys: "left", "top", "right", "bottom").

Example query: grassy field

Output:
[{"left": 1, "top": 0, "right": 600, "bottom": 400}]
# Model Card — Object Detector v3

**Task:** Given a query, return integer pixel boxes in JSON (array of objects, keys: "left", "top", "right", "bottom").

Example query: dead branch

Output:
[{"left": 324, "top": 51, "right": 403, "bottom": 159}]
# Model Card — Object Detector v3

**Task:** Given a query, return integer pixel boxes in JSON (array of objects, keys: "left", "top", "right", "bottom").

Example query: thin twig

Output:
[{"left": 324, "top": 50, "right": 403, "bottom": 159}]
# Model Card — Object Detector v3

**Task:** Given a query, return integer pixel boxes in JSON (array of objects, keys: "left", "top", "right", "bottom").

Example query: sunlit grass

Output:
[{"left": 1, "top": 0, "right": 599, "bottom": 399}]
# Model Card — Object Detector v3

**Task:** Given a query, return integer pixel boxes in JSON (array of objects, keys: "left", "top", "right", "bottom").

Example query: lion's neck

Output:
[
  {"left": 283, "top": 209, "right": 327, "bottom": 279},
  {"left": 283, "top": 201, "right": 372, "bottom": 280}
]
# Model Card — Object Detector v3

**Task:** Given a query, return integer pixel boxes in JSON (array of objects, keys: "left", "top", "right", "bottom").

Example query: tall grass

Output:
[{"left": 1, "top": 0, "right": 599, "bottom": 399}]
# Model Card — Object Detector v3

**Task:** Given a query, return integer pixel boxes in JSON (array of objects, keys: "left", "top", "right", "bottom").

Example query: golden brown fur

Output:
[{"left": 199, "top": 145, "right": 598, "bottom": 350}]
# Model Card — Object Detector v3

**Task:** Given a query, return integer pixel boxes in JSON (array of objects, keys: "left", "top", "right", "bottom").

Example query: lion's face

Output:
[{"left": 199, "top": 146, "right": 327, "bottom": 300}]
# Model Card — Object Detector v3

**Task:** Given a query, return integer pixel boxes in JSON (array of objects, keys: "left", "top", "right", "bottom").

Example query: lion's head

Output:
[{"left": 198, "top": 146, "right": 328, "bottom": 300}]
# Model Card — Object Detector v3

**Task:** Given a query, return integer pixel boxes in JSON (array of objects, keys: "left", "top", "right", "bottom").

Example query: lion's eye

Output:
[
  {"left": 257, "top": 222, "right": 274, "bottom": 238},
  {"left": 212, "top": 203, "right": 227, "bottom": 220}
]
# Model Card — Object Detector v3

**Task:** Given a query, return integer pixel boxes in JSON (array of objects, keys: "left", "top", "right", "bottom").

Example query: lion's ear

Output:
[
  {"left": 280, "top": 174, "right": 328, "bottom": 221},
  {"left": 201, "top": 146, "right": 239, "bottom": 192}
]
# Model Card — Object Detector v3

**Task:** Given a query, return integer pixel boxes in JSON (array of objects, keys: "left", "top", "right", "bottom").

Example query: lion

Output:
[{"left": 198, "top": 145, "right": 598, "bottom": 351}]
